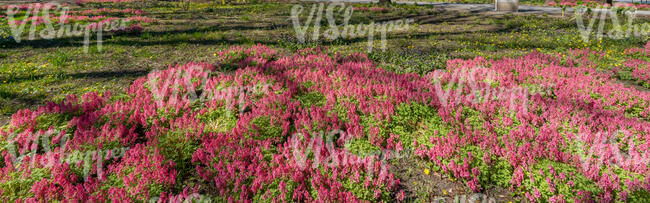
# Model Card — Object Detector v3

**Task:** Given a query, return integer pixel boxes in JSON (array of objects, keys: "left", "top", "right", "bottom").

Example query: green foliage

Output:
[
  {"left": 34, "top": 112, "right": 75, "bottom": 132},
  {"left": 329, "top": 97, "right": 357, "bottom": 123},
  {"left": 625, "top": 104, "right": 646, "bottom": 119},
  {"left": 341, "top": 172, "right": 391, "bottom": 201},
  {"left": 642, "top": 82, "right": 650, "bottom": 89},
  {"left": 64, "top": 148, "right": 121, "bottom": 179},
  {"left": 0, "top": 168, "right": 50, "bottom": 201},
  {"left": 253, "top": 178, "right": 300, "bottom": 202},
  {"left": 488, "top": 158, "right": 514, "bottom": 187},
  {"left": 157, "top": 129, "right": 200, "bottom": 187},
  {"left": 494, "top": 113, "right": 521, "bottom": 137},
  {"left": 199, "top": 107, "right": 237, "bottom": 134},
  {"left": 47, "top": 51, "right": 72, "bottom": 68},
  {"left": 100, "top": 166, "right": 168, "bottom": 200},
  {"left": 519, "top": 160, "right": 601, "bottom": 201},
  {"left": 628, "top": 190, "right": 650, "bottom": 202},
  {"left": 618, "top": 71, "right": 636, "bottom": 81},
  {"left": 461, "top": 107, "right": 484, "bottom": 131},
  {"left": 360, "top": 114, "right": 388, "bottom": 141},
  {"left": 296, "top": 91, "right": 326, "bottom": 108},
  {"left": 250, "top": 116, "right": 283, "bottom": 140},
  {"left": 369, "top": 49, "right": 449, "bottom": 75},
  {"left": 389, "top": 102, "right": 448, "bottom": 149},
  {"left": 474, "top": 156, "right": 513, "bottom": 188},
  {"left": 345, "top": 138, "right": 380, "bottom": 156}
]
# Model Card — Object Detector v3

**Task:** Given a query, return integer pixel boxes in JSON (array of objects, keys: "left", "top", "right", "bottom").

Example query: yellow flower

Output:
[
  {"left": 213, "top": 53, "right": 217, "bottom": 56},
  {"left": 443, "top": 190, "right": 448, "bottom": 195},
  {"left": 424, "top": 168, "right": 430, "bottom": 175}
]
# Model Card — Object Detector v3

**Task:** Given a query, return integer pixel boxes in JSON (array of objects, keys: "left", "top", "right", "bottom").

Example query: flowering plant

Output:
[{"left": 1, "top": 43, "right": 649, "bottom": 202}]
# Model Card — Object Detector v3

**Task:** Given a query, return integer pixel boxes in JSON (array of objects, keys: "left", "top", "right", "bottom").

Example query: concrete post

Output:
[{"left": 496, "top": 0, "right": 519, "bottom": 12}]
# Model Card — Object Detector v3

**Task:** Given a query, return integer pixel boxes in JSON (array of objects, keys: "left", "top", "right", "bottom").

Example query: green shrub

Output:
[
  {"left": 0, "top": 168, "right": 50, "bottom": 201},
  {"left": 389, "top": 102, "right": 448, "bottom": 149}
]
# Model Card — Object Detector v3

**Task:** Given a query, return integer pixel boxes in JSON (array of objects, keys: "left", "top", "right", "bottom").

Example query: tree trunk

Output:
[{"left": 378, "top": 0, "right": 392, "bottom": 6}]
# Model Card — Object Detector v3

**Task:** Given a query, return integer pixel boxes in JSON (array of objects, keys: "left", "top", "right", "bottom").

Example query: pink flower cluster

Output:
[
  {"left": 614, "top": 2, "right": 650, "bottom": 9},
  {"left": 83, "top": 16, "right": 155, "bottom": 29},
  {"left": 629, "top": 60, "right": 650, "bottom": 85},
  {"left": 8, "top": 15, "right": 55, "bottom": 26},
  {"left": 4, "top": 6, "right": 155, "bottom": 26},
  {"left": 124, "top": 16, "right": 157, "bottom": 23},
  {"left": 548, "top": 0, "right": 650, "bottom": 9},
  {"left": 7, "top": 15, "right": 145, "bottom": 26},
  {"left": 612, "top": 42, "right": 650, "bottom": 87},
  {"left": 548, "top": 0, "right": 601, "bottom": 7},
  {"left": 370, "top": 7, "right": 391, "bottom": 12},
  {"left": 75, "top": 0, "right": 139, "bottom": 4},
  {"left": 352, "top": 7, "right": 369, "bottom": 11},
  {"left": 75, "top": 8, "right": 146, "bottom": 15},
  {"left": 418, "top": 48, "right": 650, "bottom": 201},
  {"left": 352, "top": 6, "right": 391, "bottom": 12},
  {"left": 0, "top": 3, "right": 62, "bottom": 11},
  {"left": 57, "top": 15, "right": 108, "bottom": 23},
  {"left": 101, "top": 145, "right": 177, "bottom": 201},
  {"left": 86, "top": 17, "right": 120, "bottom": 29},
  {"left": 1, "top": 43, "right": 649, "bottom": 202},
  {"left": 112, "top": 24, "right": 144, "bottom": 34},
  {"left": 16, "top": 15, "right": 107, "bottom": 25}
]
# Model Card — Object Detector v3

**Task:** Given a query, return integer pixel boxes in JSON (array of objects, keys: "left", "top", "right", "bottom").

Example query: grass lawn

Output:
[
  {"left": 1, "top": 2, "right": 644, "bottom": 119},
  {"left": 1, "top": 1, "right": 649, "bottom": 202}
]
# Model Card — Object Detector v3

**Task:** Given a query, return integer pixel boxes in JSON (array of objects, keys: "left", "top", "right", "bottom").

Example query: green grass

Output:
[{"left": 0, "top": 1, "right": 647, "bottom": 119}]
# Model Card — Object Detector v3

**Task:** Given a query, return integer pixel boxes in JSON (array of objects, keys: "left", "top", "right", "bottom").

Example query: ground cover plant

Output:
[
  {"left": 2, "top": 42, "right": 650, "bottom": 202},
  {"left": 1, "top": 0, "right": 649, "bottom": 202}
]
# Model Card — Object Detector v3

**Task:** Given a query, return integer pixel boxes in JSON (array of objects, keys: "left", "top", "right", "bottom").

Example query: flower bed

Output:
[
  {"left": 0, "top": 45, "right": 649, "bottom": 202},
  {"left": 0, "top": 3, "right": 63, "bottom": 11},
  {"left": 74, "top": 8, "right": 146, "bottom": 16},
  {"left": 628, "top": 60, "right": 650, "bottom": 87},
  {"left": 547, "top": 0, "right": 650, "bottom": 10},
  {"left": 75, "top": 0, "right": 140, "bottom": 4},
  {"left": 352, "top": 6, "right": 391, "bottom": 12}
]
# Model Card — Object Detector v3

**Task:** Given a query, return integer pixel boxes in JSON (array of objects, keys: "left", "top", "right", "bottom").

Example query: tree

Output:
[{"left": 378, "top": 0, "right": 392, "bottom": 6}]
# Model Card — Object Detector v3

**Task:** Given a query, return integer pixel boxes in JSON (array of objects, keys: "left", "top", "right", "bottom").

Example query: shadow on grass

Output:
[
  {"left": 0, "top": 10, "right": 515, "bottom": 50},
  {"left": 0, "top": 69, "right": 149, "bottom": 84},
  {"left": 0, "top": 69, "right": 149, "bottom": 116},
  {"left": 0, "top": 22, "right": 288, "bottom": 49}
]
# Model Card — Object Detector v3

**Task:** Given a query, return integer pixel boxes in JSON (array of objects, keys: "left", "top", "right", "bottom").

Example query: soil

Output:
[{"left": 390, "top": 156, "right": 521, "bottom": 202}]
